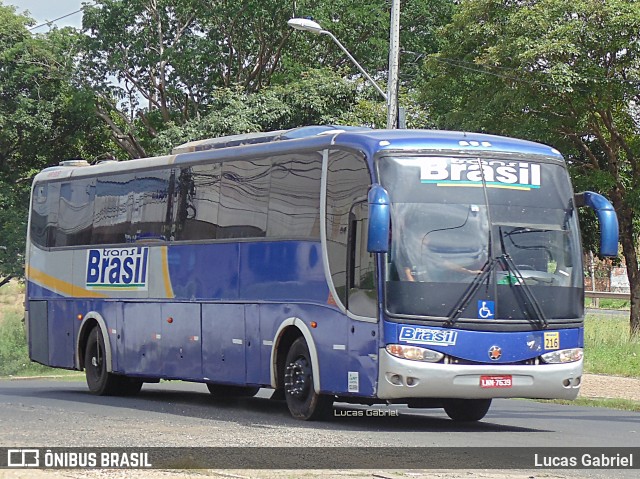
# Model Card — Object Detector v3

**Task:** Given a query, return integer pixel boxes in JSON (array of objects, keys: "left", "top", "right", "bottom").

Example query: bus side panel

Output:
[
  {"left": 160, "top": 303, "right": 202, "bottom": 380},
  {"left": 47, "top": 301, "right": 75, "bottom": 368},
  {"left": 168, "top": 243, "right": 240, "bottom": 300},
  {"left": 122, "top": 303, "right": 162, "bottom": 377},
  {"left": 238, "top": 242, "right": 328, "bottom": 302},
  {"left": 27, "top": 247, "right": 74, "bottom": 299},
  {"left": 28, "top": 300, "right": 49, "bottom": 365},
  {"left": 202, "top": 303, "right": 246, "bottom": 385}
]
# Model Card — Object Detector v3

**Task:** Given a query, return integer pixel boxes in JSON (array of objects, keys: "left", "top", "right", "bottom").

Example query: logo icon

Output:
[
  {"left": 86, "top": 247, "right": 149, "bottom": 291},
  {"left": 488, "top": 345, "right": 502, "bottom": 360},
  {"left": 399, "top": 327, "right": 458, "bottom": 346},
  {"left": 419, "top": 158, "right": 542, "bottom": 191},
  {"left": 478, "top": 300, "right": 495, "bottom": 319},
  {"left": 7, "top": 449, "right": 40, "bottom": 467},
  {"left": 526, "top": 335, "right": 541, "bottom": 351}
]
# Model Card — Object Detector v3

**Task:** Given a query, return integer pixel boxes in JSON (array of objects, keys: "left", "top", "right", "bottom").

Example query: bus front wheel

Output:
[
  {"left": 443, "top": 398, "right": 492, "bottom": 422},
  {"left": 283, "top": 337, "right": 333, "bottom": 420}
]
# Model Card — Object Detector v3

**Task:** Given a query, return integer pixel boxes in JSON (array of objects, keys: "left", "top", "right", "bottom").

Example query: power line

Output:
[
  {"left": 28, "top": 2, "right": 95, "bottom": 31},
  {"left": 432, "top": 56, "right": 640, "bottom": 89}
]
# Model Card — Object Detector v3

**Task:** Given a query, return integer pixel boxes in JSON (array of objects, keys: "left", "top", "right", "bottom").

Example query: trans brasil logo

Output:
[
  {"left": 399, "top": 327, "right": 458, "bottom": 346},
  {"left": 419, "top": 158, "right": 541, "bottom": 191},
  {"left": 86, "top": 247, "right": 149, "bottom": 291}
]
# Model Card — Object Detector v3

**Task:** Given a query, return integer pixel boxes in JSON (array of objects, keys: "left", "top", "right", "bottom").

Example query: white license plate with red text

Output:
[{"left": 480, "top": 375, "right": 513, "bottom": 388}]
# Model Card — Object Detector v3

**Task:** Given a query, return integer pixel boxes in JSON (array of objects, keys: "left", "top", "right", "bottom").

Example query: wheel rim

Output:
[
  {"left": 87, "top": 336, "right": 104, "bottom": 384},
  {"left": 284, "top": 356, "right": 311, "bottom": 400}
]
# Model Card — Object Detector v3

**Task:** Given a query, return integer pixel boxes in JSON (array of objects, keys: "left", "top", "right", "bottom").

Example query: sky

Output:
[{"left": 5, "top": 0, "right": 87, "bottom": 30}]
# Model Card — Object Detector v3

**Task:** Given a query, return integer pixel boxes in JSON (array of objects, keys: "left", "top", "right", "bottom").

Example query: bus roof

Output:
[
  {"left": 329, "top": 128, "right": 563, "bottom": 162},
  {"left": 34, "top": 126, "right": 563, "bottom": 182}
]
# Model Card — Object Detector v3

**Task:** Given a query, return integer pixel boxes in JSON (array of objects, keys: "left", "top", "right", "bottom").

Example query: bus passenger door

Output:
[
  {"left": 161, "top": 303, "right": 202, "bottom": 380},
  {"left": 202, "top": 304, "right": 246, "bottom": 385},
  {"left": 346, "top": 201, "right": 379, "bottom": 397}
]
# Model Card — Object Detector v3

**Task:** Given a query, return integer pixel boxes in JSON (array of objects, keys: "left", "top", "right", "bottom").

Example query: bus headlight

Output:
[
  {"left": 541, "top": 348, "right": 583, "bottom": 364},
  {"left": 386, "top": 344, "right": 444, "bottom": 362}
]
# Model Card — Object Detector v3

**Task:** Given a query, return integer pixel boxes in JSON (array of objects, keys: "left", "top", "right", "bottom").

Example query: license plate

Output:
[{"left": 480, "top": 375, "right": 513, "bottom": 388}]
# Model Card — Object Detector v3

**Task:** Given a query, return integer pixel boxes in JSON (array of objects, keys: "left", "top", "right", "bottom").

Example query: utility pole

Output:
[{"left": 386, "top": 0, "right": 401, "bottom": 129}]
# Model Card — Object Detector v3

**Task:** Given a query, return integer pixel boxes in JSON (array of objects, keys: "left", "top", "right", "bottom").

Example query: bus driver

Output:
[{"left": 394, "top": 232, "right": 486, "bottom": 283}]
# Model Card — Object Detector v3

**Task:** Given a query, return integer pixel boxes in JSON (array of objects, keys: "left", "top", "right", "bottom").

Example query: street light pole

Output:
[
  {"left": 387, "top": 0, "right": 401, "bottom": 129},
  {"left": 288, "top": 18, "right": 392, "bottom": 122},
  {"left": 317, "top": 30, "right": 389, "bottom": 102}
]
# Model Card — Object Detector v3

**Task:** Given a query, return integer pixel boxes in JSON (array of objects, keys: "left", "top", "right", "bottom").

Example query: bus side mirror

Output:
[
  {"left": 575, "top": 191, "right": 619, "bottom": 257},
  {"left": 367, "top": 184, "right": 391, "bottom": 253}
]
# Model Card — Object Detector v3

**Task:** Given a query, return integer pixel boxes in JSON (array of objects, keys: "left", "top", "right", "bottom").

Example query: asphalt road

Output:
[{"left": 0, "top": 378, "right": 638, "bottom": 477}]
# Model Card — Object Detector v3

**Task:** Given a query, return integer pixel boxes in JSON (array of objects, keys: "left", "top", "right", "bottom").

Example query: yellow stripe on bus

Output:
[
  {"left": 27, "top": 266, "right": 107, "bottom": 299},
  {"left": 161, "top": 246, "right": 175, "bottom": 299}
]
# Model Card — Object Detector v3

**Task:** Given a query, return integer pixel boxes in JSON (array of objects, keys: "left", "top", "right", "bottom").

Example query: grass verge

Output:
[
  {"left": 536, "top": 397, "right": 640, "bottom": 412},
  {"left": 584, "top": 314, "right": 640, "bottom": 377},
  {"left": 0, "top": 282, "right": 63, "bottom": 377},
  {"left": 0, "top": 309, "right": 62, "bottom": 377}
]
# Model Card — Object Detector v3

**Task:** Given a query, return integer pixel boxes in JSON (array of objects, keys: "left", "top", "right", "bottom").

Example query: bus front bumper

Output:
[{"left": 377, "top": 348, "right": 582, "bottom": 401}]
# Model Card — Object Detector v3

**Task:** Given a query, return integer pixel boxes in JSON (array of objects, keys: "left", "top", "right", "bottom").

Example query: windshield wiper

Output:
[
  {"left": 444, "top": 258, "right": 495, "bottom": 327},
  {"left": 444, "top": 231, "right": 549, "bottom": 329},
  {"left": 497, "top": 227, "right": 548, "bottom": 329}
]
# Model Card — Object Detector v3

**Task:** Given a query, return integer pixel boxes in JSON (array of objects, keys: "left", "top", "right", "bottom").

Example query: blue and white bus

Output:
[{"left": 25, "top": 126, "right": 618, "bottom": 421}]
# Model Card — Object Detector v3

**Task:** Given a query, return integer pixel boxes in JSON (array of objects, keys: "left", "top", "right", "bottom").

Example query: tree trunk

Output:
[
  {"left": 630, "top": 278, "right": 640, "bottom": 337},
  {"left": 614, "top": 194, "right": 640, "bottom": 337}
]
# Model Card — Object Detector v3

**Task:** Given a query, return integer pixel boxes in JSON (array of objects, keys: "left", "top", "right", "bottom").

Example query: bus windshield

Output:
[{"left": 379, "top": 156, "right": 583, "bottom": 323}]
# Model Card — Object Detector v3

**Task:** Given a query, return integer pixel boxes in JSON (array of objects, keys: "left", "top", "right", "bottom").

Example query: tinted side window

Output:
[
  {"left": 130, "top": 170, "right": 172, "bottom": 242},
  {"left": 267, "top": 154, "right": 321, "bottom": 239},
  {"left": 325, "top": 150, "right": 371, "bottom": 306},
  {"left": 56, "top": 179, "right": 94, "bottom": 247},
  {"left": 218, "top": 159, "right": 270, "bottom": 239},
  {"left": 92, "top": 173, "right": 135, "bottom": 245},
  {"left": 174, "top": 164, "right": 221, "bottom": 241},
  {"left": 30, "top": 182, "right": 59, "bottom": 248}
]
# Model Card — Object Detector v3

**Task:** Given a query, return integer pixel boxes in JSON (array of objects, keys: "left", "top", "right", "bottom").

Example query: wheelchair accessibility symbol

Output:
[{"left": 478, "top": 300, "right": 495, "bottom": 319}]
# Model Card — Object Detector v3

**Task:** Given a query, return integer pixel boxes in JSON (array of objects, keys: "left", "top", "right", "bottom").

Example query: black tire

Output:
[
  {"left": 206, "top": 383, "right": 260, "bottom": 397},
  {"left": 84, "top": 327, "right": 143, "bottom": 396},
  {"left": 117, "top": 377, "right": 143, "bottom": 396},
  {"left": 84, "top": 327, "right": 119, "bottom": 395},
  {"left": 283, "top": 337, "right": 333, "bottom": 420},
  {"left": 443, "top": 398, "right": 492, "bottom": 422}
]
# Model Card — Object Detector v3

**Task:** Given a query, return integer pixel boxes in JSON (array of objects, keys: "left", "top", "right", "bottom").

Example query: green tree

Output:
[
  {"left": 150, "top": 68, "right": 359, "bottom": 154},
  {"left": 419, "top": 0, "right": 640, "bottom": 335},
  {"left": 81, "top": 0, "right": 305, "bottom": 157},
  {"left": 81, "top": 0, "right": 452, "bottom": 157},
  {"left": 0, "top": 3, "right": 113, "bottom": 285}
]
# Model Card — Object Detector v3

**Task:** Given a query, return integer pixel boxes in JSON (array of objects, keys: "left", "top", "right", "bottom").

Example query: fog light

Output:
[{"left": 406, "top": 376, "right": 418, "bottom": 387}]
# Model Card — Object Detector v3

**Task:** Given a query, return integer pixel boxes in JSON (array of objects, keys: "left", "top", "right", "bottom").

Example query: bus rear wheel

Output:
[
  {"left": 85, "top": 327, "right": 119, "bottom": 395},
  {"left": 443, "top": 398, "right": 492, "bottom": 422},
  {"left": 206, "top": 383, "right": 260, "bottom": 397},
  {"left": 283, "top": 337, "right": 333, "bottom": 420},
  {"left": 84, "top": 327, "right": 142, "bottom": 396}
]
